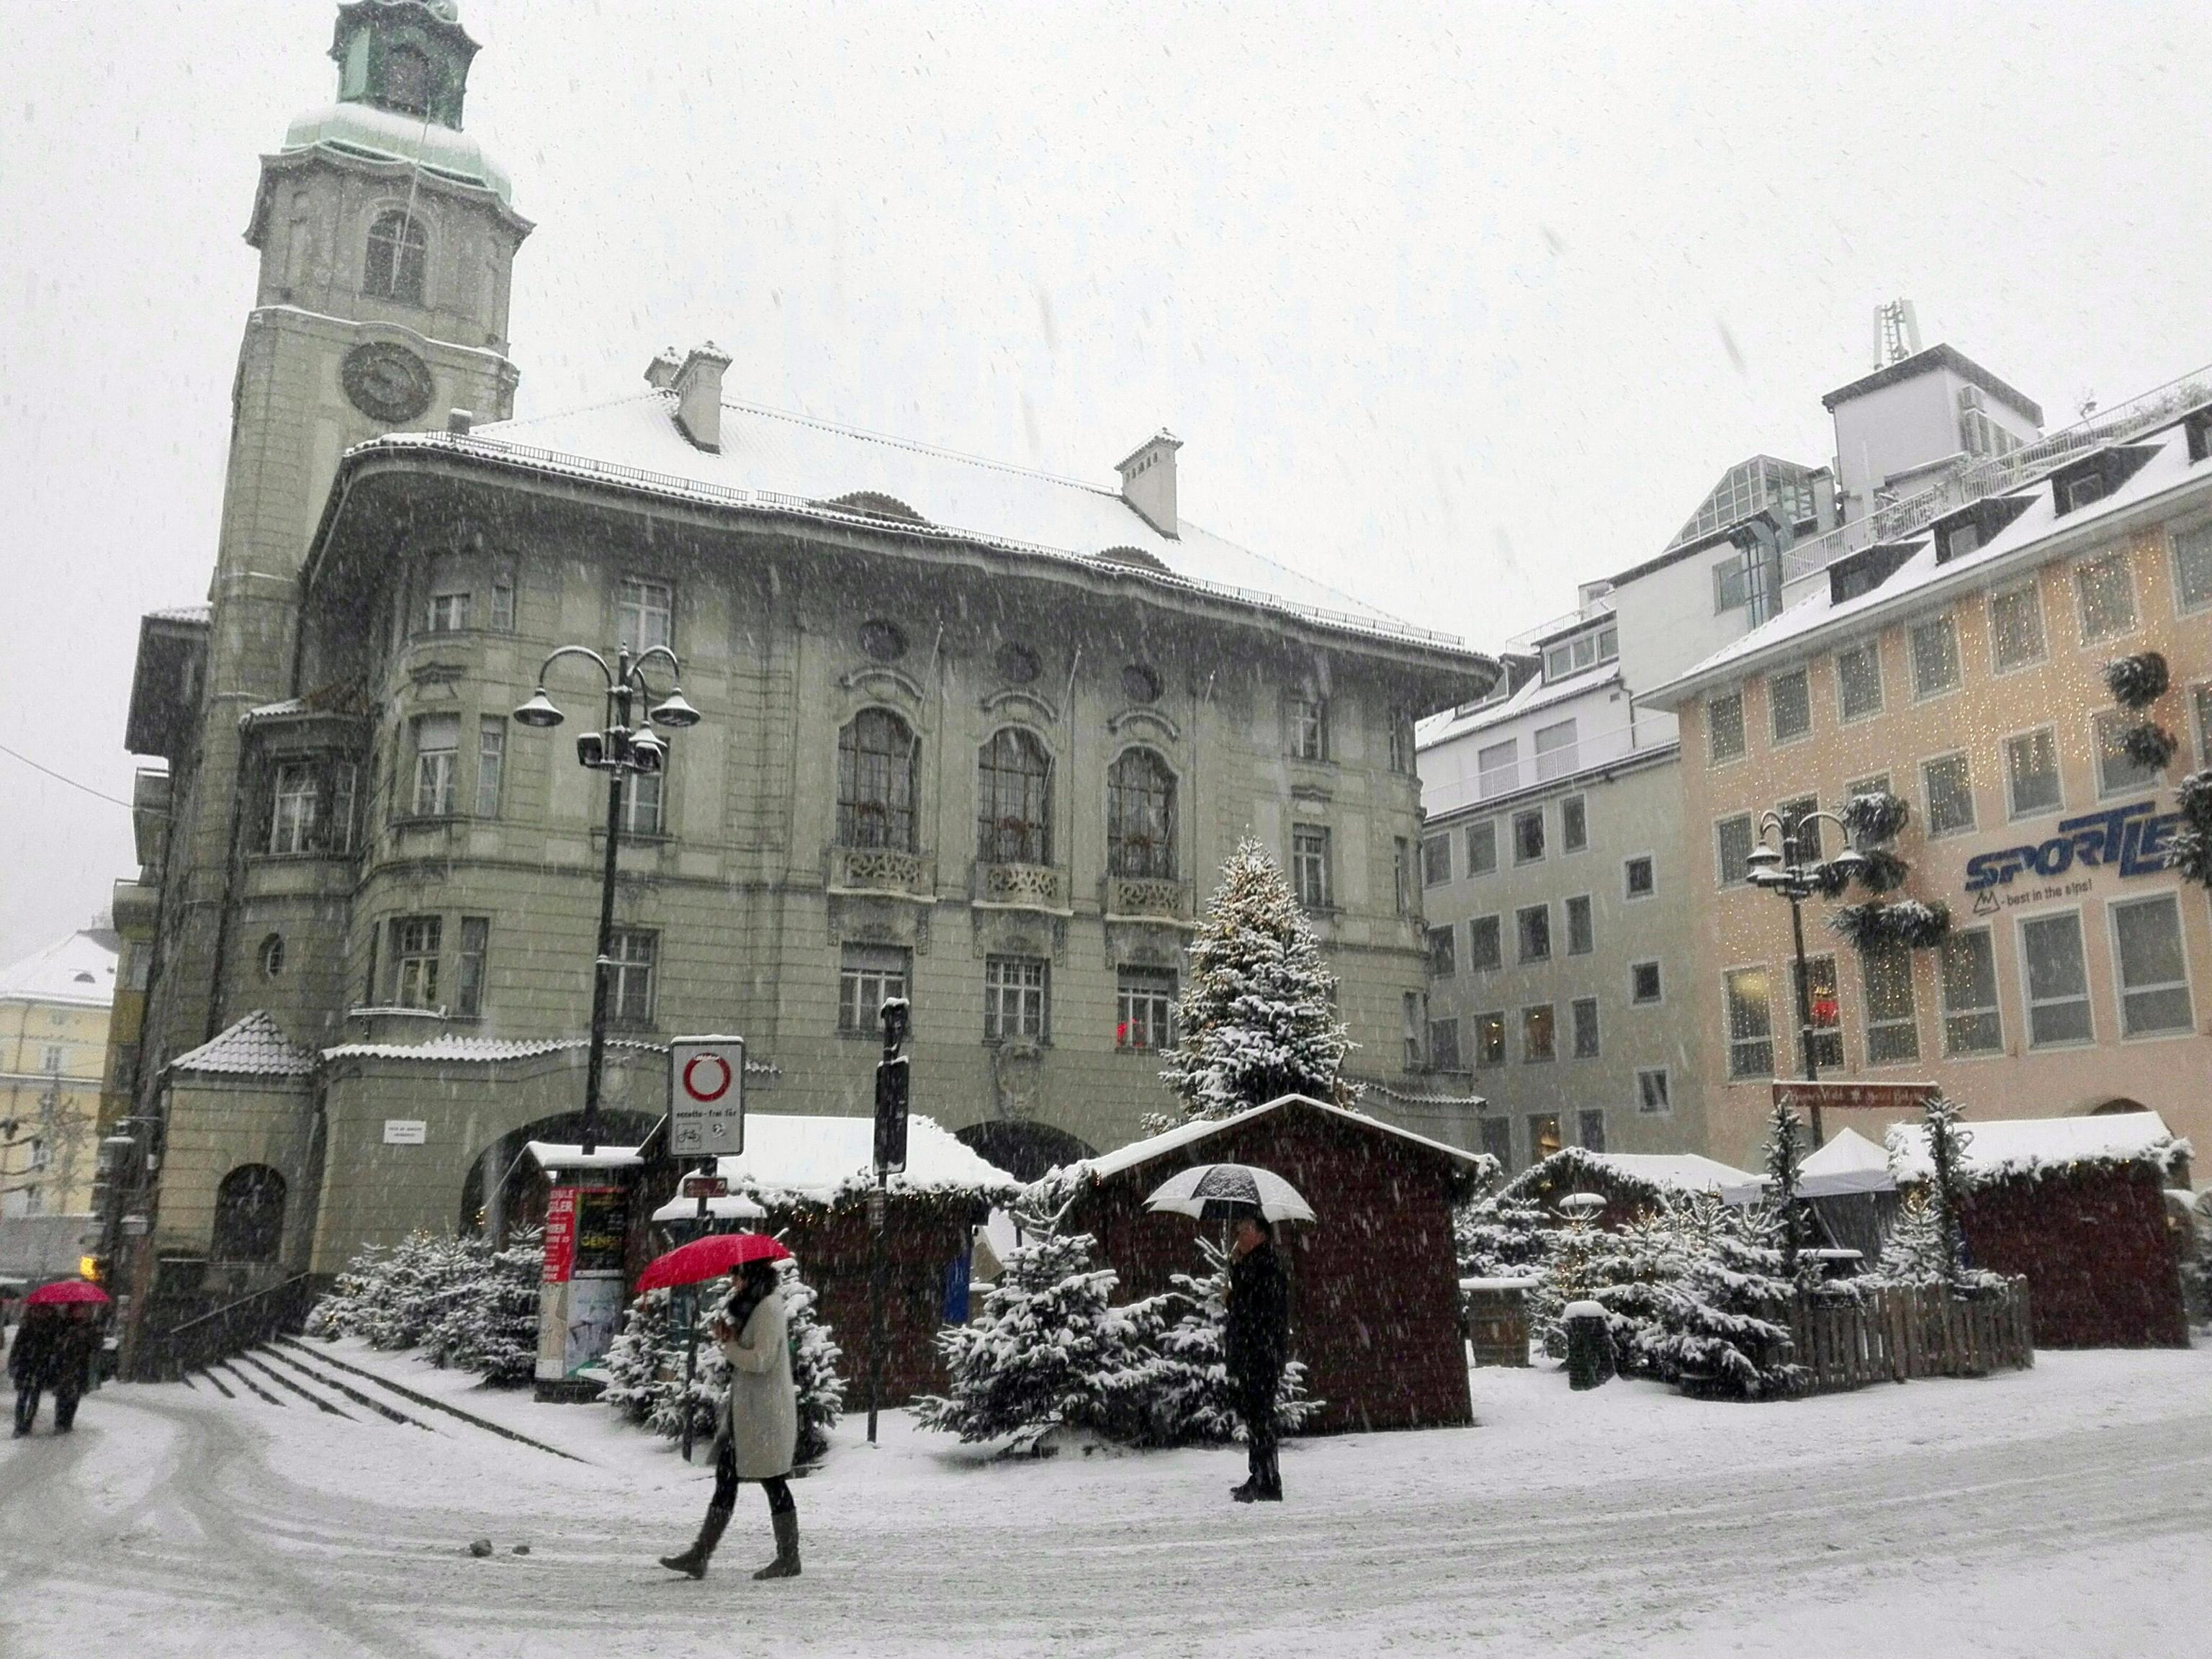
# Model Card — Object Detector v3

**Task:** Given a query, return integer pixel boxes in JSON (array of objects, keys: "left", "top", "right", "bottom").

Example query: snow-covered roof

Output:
[
  {"left": 169, "top": 1011, "right": 317, "bottom": 1078},
  {"left": 144, "top": 603, "right": 210, "bottom": 626},
  {"left": 1074, "top": 1092, "right": 1492, "bottom": 1185},
  {"left": 346, "top": 392, "right": 1478, "bottom": 657},
  {"left": 647, "top": 1112, "right": 1018, "bottom": 1215},
  {"left": 522, "top": 1141, "right": 647, "bottom": 1172},
  {"left": 1418, "top": 662, "right": 1622, "bottom": 750},
  {"left": 1651, "top": 418, "right": 2212, "bottom": 704},
  {"left": 320, "top": 1034, "right": 771, "bottom": 1072},
  {"left": 1887, "top": 1112, "right": 2189, "bottom": 1184},
  {"left": 1797, "top": 1128, "right": 1896, "bottom": 1200},
  {"left": 0, "top": 930, "right": 119, "bottom": 1009},
  {"left": 1502, "top": 1144, "right": 1767, "bottom": 1206}
]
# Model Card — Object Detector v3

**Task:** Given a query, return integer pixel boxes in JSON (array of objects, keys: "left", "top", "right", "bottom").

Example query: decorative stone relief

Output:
[{"left": 982, "top": 862, "right": 1063, "bottom": 907}]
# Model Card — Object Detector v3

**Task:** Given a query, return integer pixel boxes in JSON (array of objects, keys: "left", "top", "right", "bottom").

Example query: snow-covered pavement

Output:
[{"left": 3, "top": 1339, "right": 2208, "bottom": 1658}]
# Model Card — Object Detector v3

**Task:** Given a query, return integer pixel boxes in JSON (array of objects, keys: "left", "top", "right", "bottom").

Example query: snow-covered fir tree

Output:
[
  {"left": 304, "top": 1244, "right": 390, "bottom": 1338},
  {"left": 914, "top": 1218, "right": 1150, "bottom": 1455},
  {"left": 1156, "top": 837, "right": 1355, "bottom": 1123},
  {"left": 599, "top": 1287, "right": 678, "bottom": 1426},
  {"left": 1920, "top": 1094, "right": 1976, "bottom": 1293},
  {"left": 1636, "top": 1206, "right": 1806, "bottom": 1401},
  {"left": 1764, "top": 1097, "right": 1807, "bottom": 1280},
  {"left": 1453, "top": 1187, "right": 1548, "bottom": 1280},
  {"left": 778, "top": 1266, "right": 847, "bottom": 1465},
  {"left": 434, "top": 1227, "right": 542, "bottom": 1385},
  {"left": 1125, "top": 1236, "right": 1319, "bottom": 1447}
]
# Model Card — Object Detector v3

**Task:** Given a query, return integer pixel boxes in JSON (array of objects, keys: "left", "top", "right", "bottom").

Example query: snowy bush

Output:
[
  {"left": 914, "top": 1220, "right": 1155, "bottom": 1455},
  {"left": 1155, "top": 836, "right": 1357, "bottom": 1124},
  {"left": 308, "top": 1231, "right": 488, "bottom": 1354},
  {"left": 303, "top": 1244, "right": 389, "bottom": 1339},
  {"left": 434, "top": 1228, "right": 543, "bottom": 1385},
  {"left": 1123, "top": 1236, "right": 1320, "bottom": 1447},
  {"left": 1526, "top": 1196, "right": 1724, "bottom": 1368},
  {"left": 600, "top": 1287, "right": 679, "bottom": 1426},
  {"left": 2121, "top": 721, "right": 2177, "bottom": 771},
  {"left": 1453, "top": 1187, "right": 1548, "bottom": 1280},
  {"left": 779, "top": 1269, "right": 848, "bottom": 1465}
]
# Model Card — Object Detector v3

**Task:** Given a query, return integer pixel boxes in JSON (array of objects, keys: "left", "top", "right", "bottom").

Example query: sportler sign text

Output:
[
  {"left": 669, "top": 1034, "right": 746, "bottom": 1157},
  {"left": 1963, "top": 799, "right": 2178, "bottom": 916}
]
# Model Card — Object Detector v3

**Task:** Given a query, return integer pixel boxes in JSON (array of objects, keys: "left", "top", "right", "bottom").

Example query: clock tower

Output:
[{"left": 145, "top": 0, "right": 531, "bottom": 1065}]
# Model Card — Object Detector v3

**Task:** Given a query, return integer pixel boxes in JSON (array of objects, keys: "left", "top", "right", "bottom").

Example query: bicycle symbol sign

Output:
[{"left": 669, "top": 1035, "right": 746, "bottom": 1156}]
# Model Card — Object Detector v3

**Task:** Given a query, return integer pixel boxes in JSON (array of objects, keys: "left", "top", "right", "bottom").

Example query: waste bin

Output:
[{"left": 1563, "top": 1300, "right": 1613, "bottom": 1390}]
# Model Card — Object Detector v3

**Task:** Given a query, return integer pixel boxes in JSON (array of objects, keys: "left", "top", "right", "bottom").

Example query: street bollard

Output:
[{"left": 1563, "top": 1300, "right": 1614, "bottom": 1391}]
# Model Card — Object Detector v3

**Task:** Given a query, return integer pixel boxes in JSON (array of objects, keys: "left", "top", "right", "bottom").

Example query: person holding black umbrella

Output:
[
  {"left": 660, "top": 1254, "right": 803, "bottom": 1581},
  {"left": 1224, "top": 1208, "right": 1290, "bottom": 1503}
]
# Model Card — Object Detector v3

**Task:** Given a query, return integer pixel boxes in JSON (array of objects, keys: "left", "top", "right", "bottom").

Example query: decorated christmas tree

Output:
[
  {"left": 914, "top": 1217, "right": 1149, "bottom": 1455},
  {"left": 1156, "top": 837, "right": 1355, "bottom": 1123}
]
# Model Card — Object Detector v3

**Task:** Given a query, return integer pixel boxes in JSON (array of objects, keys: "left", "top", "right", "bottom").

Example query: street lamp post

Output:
[
  {"left": 513, "top": 644, "right": 701, "bottom": 1156},
  {"left": 1744, "top": 808, "right": 1868, "bottom": 1156}
]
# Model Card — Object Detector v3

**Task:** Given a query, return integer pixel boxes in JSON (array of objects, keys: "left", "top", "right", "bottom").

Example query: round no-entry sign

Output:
[{"left": 669, "top": 1035, "right": 746, "bottom": 1157}]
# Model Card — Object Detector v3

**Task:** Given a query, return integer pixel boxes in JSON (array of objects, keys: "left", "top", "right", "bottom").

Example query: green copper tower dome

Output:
[{"left": 277, "top": 0, "right": 513, "bottom": 205}]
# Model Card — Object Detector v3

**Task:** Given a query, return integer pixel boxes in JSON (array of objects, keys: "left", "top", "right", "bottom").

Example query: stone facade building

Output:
[{"left": 111, "top": 1, "right": 1493, "bottom": 1326}]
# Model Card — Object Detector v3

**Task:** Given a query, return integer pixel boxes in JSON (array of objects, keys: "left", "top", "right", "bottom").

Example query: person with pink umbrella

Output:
[
  {"left": 11, "top": 1279, "right": 107, "bottom": 1436},
  {"left": 647, "top": 1234, "right": 804, "bottom": 1581}
]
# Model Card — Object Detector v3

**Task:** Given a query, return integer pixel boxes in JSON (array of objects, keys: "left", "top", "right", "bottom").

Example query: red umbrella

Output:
[
  {"left": 634, "top": 1232, "right": 790, "bottom": 1294},
  {"left": 26, "top": 1280, "right": 109, "bottom": 1307}
]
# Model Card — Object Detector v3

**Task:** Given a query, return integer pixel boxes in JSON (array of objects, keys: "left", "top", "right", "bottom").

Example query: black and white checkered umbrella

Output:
[{"left": 1143, "top": 1162, "right": 1316, "bottom": 1223}]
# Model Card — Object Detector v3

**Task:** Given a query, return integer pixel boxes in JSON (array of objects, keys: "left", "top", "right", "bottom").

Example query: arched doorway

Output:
[
  {"left": 458, "top": 1109, "right": 662, "bottom": 1239},
  {"left": 956, "top": 1120, "right": 1097, "bottom": 1184},
  {"left": 212, "top": 1165, "right": 287, "bottom": 1264}
]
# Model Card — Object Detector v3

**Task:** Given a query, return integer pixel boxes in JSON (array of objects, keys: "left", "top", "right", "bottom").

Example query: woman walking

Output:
[
  {"left": 660, "top": 1258, "right": 801, "bottom": 1581},
  {"left": 1224, "top": 1208, "right": 1289, "bottom": 1503}
]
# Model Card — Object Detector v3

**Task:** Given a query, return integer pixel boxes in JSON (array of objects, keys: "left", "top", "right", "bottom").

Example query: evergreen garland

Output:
[
  {"left": 2121, "top": 721, "right": 2178, "bottom": 771},
  {"left": 1840, "top": 789, "right": 1910, "bottom": 847},
  {"left": 1830, "top": 897, "right": 1951, "bottom": 951},
  {"left": 1157, "top": 836, "right": 1357, "bottom": 1122},
  {"left": 2103, "top": 649, "right": 2170, "bottom": 709},
  {"left": 2169, "top": 770, "right": 2212, "bottom": 889}
]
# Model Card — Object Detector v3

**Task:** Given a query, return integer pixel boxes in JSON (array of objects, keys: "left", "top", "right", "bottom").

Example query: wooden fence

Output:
[{"left": 1790, "top": 1278, "right": 2033, "bottom": 1394}]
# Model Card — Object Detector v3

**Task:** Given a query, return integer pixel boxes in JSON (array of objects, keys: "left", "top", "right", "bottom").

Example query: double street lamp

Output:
[
  {"left": 1744, "top": 808, "right": 1867, "bottom": 1155},
  {"left": 514, "top": 644, "right": 702, "bottom": 1156}
]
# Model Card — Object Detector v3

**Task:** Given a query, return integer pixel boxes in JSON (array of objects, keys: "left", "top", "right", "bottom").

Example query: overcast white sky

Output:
[{"left": 4, "top": 1, "right": 2211, "bottom": 968}]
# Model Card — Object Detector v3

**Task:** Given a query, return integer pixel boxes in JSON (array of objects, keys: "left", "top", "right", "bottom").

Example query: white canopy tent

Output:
[{"left": 1797, "top": 1128, "right": 1896, "bottom": 1200}]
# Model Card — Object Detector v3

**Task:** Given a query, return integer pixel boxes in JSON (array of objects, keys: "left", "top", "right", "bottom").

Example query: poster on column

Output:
[{"left": 536, "top": 1184, "right": 631, "bottom": 1381}]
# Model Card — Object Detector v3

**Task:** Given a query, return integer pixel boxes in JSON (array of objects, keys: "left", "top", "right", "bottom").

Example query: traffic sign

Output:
[
  {"left": 679, "top": 1173, "right": 730, "bottom": 1199},
  {"left": 670, "top": 1035, "right": 746, "bottom": 1157}
]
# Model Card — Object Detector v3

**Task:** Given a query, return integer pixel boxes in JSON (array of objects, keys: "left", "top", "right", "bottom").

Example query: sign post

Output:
[
  {"left": 1773, "top": 1079, "right": 1939, "bottom": 1123},
  {"left": 866, "top": 998, "right": 912, "bottom": 1446},
  {"left": 670, "top": 1035, "right": 746, "bottom": 1460}
]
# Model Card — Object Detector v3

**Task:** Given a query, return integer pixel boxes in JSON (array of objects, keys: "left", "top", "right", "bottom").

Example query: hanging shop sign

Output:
[{"left": 1964, "top": 799, "right": 2179, "bottom": 914}]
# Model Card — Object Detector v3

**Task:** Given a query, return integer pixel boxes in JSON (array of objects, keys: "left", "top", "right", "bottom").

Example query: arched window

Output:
[
  {"left": 838, "top": 709, "right": 918, "bottom": 850},
  {"left": 978, "top": 728, "right": 1052, "bottom": 865},
  {"left": 364, "top": 210, "right": 428, "bottom": 305},
  {"left": 1107, "top": 749, "right": 1177, "bottom": 878},
  {"left": 212, "top": 1165, "right": 287, "bottom": 1264}
]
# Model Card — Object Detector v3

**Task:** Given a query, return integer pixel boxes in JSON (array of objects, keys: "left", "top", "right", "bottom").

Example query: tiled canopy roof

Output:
[{"left": 170, "top": 1011, "right": 317, "bottom": 1078}]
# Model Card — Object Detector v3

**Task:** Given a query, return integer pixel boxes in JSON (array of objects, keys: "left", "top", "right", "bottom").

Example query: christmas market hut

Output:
[
  {"left": 1499, "top": 1146, "right": 1767, "bottom": 1228},
  {"left": 1056, "top": 1093, "right": 1491, "bottom": 1433},
  {"left": 1887, "top": 1111, "right": 2192, "bottom": 1348},
  {"left": 644, "top": 1112, "right": 1021, "bottom": 1403}
]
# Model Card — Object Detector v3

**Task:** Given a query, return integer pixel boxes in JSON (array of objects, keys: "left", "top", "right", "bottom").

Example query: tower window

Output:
[
  {"left": 382, "top": 45, "right": 435, "bottom": 117},
  {"left": 364, "top": 210, "right": 428, "bottom": 305}
]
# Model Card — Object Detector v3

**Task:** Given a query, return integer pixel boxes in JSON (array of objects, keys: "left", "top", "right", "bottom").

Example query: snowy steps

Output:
[{"left": 271, "top": 1337, "right": 586, "bottom": 1462}]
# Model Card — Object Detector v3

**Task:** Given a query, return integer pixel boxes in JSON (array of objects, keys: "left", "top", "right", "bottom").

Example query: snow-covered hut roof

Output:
[
  {"left": 1886, "top": 1112, "right": 2189, "bottom": 1184},
  {"left": 646, "top": 1112, "right": 1018, "bottom": 1220},
  {"left": 1502, "top": 1145, "right": 1767, "bottom": 1208},
  {"left": 338, "top": 392, "right": 1482, "bottom": 659},
  {"left": 169, "top": 1011, "right": 317, "bottom": 1079},
  {"left": 0, "top": 930, "right": 120, "bottom": 1010},
  {"left": 523, "top": 1141, "right": 648, "bottom": 1173},
  {"left": 1074, "top": 1093, "right": 1495, "bottom": 1186},
  {"left": 1797, "top": 1128, "right": 1897, "bottom": 1200}
]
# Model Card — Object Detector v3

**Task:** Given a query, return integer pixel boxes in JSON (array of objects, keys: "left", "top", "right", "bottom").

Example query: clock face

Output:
[{"left": 341, "top": 341, "right": 435, "bottom": 424}]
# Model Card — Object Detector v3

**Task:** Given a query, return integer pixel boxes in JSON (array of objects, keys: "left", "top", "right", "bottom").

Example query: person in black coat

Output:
[{"left": 1223, "top": 1210, "right": 1290, "bottom": 1502}]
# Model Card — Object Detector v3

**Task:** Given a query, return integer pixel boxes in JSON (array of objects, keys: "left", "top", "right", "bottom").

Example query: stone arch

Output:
[
  {"left": 956, "top": 1120, "right": 1097, "bottom": 1184},
  {"left": 212, "top": 1164, "right": 289, "bottom": 1264},
  {"left": 2087, "top": 1097, "right": 2152, "bottom": 1116}
]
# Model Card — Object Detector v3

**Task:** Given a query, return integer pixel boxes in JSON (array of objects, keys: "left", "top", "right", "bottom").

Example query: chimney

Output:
[
  {"left": 1115, "top": 429, "right": 1182, "bottom": 539},
  {"left": 446, "top": 408, "right": 474, "bottom": 436},
  {"left": 644, "top": 349, "right": 683, "bottom": 390},
  {"left": 667, "top": 343, "right": 732, "bottom": 452}
]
